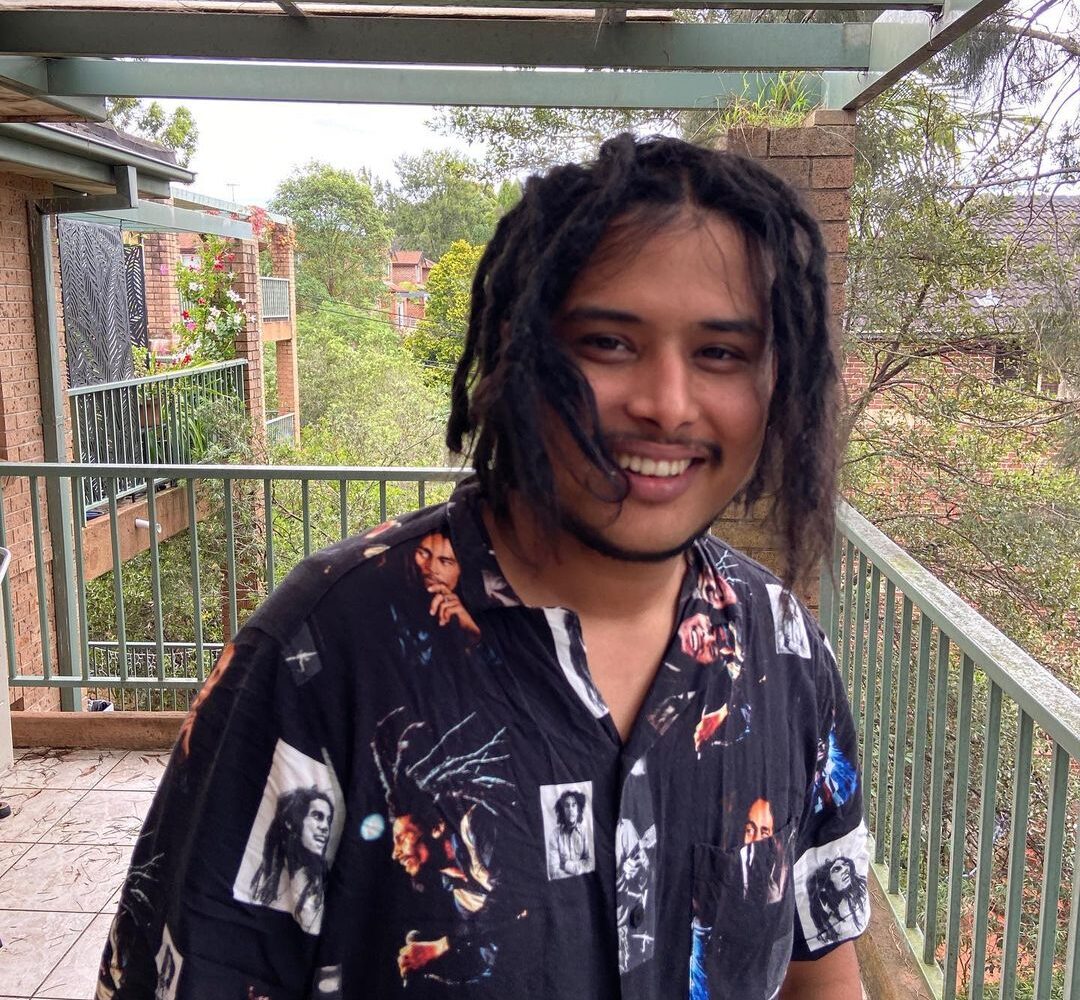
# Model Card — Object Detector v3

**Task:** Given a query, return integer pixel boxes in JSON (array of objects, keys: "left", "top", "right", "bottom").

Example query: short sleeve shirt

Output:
[{"left": 98, "top": 478, "right": 869, "bottom": 1000}]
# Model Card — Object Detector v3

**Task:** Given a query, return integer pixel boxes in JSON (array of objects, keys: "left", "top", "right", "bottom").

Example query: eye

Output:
[
  {"left": 698, "top": 344, "right": 740, "bottom": 363},
  {"left": 578, "top": 334, "right": 631, "bottom": 354}
]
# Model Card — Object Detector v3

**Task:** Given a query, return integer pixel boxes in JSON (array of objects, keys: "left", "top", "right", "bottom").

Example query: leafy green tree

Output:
[
  {"left": 269, "top": 162, "right": 391, "bottom": 310},
  {"left": 403, "top": 240, "right": 485, "bottom": 388},
  {"left": 106, "top": 98, "right": 199, "bottom": 167},
  {"left": 381, "top": 152, "right": 510, "bottom": 259}
]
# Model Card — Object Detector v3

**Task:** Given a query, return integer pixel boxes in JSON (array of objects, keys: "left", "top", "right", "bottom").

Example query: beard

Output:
[{"left": 558, "top": 507, "right": 715, "bottom": 564}]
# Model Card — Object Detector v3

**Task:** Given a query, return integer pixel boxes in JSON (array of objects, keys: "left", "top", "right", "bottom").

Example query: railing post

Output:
[{"left": 27, "top": 206, "right": 80, "bottom": 711}]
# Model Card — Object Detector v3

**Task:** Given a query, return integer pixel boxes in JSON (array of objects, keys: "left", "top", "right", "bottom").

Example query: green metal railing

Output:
[
  {"left": 265, "top": 411, "right": 296, "bottom": 447},
  {"left": 0, "top": 462, "right": 466, "bottom": 702},
  {"left": 67, "top": 360, "right": 246, "bottom": 507},
  {"left": 821, "top": 501, "right": 1080, "bottom": 1000}
]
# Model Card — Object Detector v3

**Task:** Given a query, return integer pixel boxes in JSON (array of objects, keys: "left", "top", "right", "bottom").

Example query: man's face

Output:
[
  {"left": 301, "top": 798, "right": 332, "bottom": 856},
  {"left": 565, "top": 797, "right": 580, "bottom": 825},
  {"left": 829, "top": 858, "right": 851, "bottom": 892},
  {"left": 415, "top": 533, "right": 461, "bottom": 591},
  {"left": 392, "top": 815, "right": 432, "bottom": 876},
  {"left": 550, "top": 209, "right": 774, "bottom": 561},
  {"left": 678, "top": 613, "right": 720, "bottom": 664},
  {"left": 745, "top": 798, "right": 774, "bottom": 843}
]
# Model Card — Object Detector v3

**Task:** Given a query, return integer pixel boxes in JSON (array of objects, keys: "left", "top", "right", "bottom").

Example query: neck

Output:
[{"left": 483, "top": 495, "right": 689, "bottom": 621}]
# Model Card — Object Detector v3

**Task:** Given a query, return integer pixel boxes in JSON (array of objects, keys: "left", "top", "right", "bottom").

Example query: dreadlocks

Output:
[{"left": 446, "top": 133, "right": 840, "bottom": 590}]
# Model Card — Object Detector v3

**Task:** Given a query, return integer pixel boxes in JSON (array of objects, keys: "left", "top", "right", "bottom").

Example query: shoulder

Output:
[{"left": 243, "top": 502, "right": 452, "bottom": 650}]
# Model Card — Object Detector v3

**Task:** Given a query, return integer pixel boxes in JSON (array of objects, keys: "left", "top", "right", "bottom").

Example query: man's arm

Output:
[{"left": 780, "top": 942, "right": 862, "bottom": 999}]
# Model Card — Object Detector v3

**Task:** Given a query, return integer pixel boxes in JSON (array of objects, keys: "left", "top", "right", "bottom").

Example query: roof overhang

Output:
[{"left": 0, "top": 1, "right": 1009, "bottom": 112}]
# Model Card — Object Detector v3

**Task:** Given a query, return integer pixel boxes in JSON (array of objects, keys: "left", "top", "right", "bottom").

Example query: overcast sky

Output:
[{"left": 163, "top": 99, "right": 479, "bottom": 208}]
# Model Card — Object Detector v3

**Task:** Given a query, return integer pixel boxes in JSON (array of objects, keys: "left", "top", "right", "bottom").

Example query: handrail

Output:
[
  {"left": 837, "top": 501, "right": 1080, "bottom": 760},
  {"left": 66, "top": 358, "right": 247, "bottom": 396},
  {"left": 0, "top": 461, "right": 471, "bottom": 482}
]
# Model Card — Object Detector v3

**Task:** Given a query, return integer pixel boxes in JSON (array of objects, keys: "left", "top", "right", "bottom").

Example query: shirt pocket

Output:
[{"left": 689, "top": 819, "right": 798, "bottom": 1000}]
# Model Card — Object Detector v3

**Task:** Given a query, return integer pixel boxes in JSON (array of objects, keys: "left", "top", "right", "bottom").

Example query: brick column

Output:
[
  {"left": 141, "top": 230, "right": 182, "bottom": 355},
  {"left": 270, "top": 226, "right": 300, "bottom": 443},
  {"left": 713, "top": 111, "right": 857, "bottom": 607},
  {"left": 230, "top": 237, "right": 266, "bottom": 448}
]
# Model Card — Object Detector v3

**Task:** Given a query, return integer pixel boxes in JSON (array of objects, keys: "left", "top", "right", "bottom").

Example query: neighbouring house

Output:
[{"left": 384, "top": 249, "right": 434, "bottom": 333}]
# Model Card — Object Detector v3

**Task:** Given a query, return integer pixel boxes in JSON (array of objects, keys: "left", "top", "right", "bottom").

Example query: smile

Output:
[{"left": 614, "top": 453, "right": 693, "bottom": 478}]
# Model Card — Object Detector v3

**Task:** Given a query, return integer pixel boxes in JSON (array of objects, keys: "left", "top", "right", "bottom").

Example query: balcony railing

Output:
[
  {"left": 0, "top": 461, "right": 1075, "bottom": 998},
  {"left": 67, "top": 360, "right": 247, "bottom": 507},
  {"left": 260, "top": 276, "right": 290, "bottom": 320},
  {"left": 265, "top": 411, "right": 296, "bottom": 447},
  {"left": 821, "top": 502, "right": 1080, "bottom": 1000}
]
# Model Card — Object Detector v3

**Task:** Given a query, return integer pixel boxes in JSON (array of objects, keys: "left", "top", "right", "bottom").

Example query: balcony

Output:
[{"left": 0, "top": 463, "right": 1075, "bottom": 998}]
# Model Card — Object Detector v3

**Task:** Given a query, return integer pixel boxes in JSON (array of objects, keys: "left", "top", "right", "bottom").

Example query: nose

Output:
[{"left": 623, "top": 347, "right": 700, "bottom": 433}]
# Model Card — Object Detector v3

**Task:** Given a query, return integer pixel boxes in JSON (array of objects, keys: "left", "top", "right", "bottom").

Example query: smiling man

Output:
[{"left": 100, "top": 135, "right": 867, "bottom": 1000}]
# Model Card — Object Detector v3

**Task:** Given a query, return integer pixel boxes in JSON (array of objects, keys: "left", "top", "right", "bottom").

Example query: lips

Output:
[{"left": 614, "top": 453, "right": 693, "bottom": 478}]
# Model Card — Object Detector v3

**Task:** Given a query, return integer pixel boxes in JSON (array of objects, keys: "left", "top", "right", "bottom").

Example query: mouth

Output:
[{"left": 613, "top": 452, "right": 695, "bottom": 478}]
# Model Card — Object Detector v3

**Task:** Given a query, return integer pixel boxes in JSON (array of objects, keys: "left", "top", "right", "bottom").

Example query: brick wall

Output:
[
  {"left": 269, "top": 226, "right": 300, "bottom": 442},
  {"left": 0, "top": 173, "right": 62, "bottom": 712},
  {"left": 712, "top": 112, "right": 858, "bottom": 607},
  {"left": 141, "top": 228, "right": 182, "bottom": 355},
  {"left": 232, "top": 237, "right": 266, "bottom": 449}
]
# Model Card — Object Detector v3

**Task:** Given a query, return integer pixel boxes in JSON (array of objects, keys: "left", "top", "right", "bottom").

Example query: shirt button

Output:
[{"left": 629, "top": 903, "right": 645, "bottom": 928}]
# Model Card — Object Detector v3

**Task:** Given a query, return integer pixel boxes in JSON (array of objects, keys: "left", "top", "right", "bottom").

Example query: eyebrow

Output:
[{"left": 559, "top": 306, "right": 765, "bottom": 338}]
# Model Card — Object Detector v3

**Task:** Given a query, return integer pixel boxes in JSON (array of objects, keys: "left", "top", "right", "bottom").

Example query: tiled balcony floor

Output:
[{"left": 0, "top": 747, "right": 169, "bottom": 1000}]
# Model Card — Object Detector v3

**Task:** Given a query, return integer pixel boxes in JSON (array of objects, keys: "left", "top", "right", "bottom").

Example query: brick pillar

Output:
[
  {"left": 270, "top": 225, "right": 300, "bottom": 443},
  {"left": 713, "top": 111, "right": 857, "bottom": 608},
  {"left": 141, "top": 229, "right": 182, "bottom": 355},
  {"left": 230, "top": 237, "right": 267, "bottom": 448},
  {"left": 0, "top": 172, "right": 63, "bottom": 712}
]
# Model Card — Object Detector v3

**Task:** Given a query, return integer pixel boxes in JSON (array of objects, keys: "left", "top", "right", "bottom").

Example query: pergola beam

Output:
[
  {"left": 0, "top": 13, "right": 872, "bottom": 72},
  {"left": 45, "top": 60, "right": 825, "bottom": 110},
  {"left": 822, "top": 0, "right": 1010, "bottom": 108},
  {"left": 0, "top": 54, "right": 106, "bottom": 121}
]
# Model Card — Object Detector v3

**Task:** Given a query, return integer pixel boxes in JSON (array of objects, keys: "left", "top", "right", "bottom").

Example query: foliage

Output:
[
  {"left": 403, "top": 240, "right": 485, "bottom": 388},
  {"left": 379, "top": 152, "right": 516, "bottom": 260},
  {"left": 173, "top": 235, "right": 244, "bottom": 362},
  {"left": 105, "top": 98, "right": 199, "bottom": 167},
  {"left": 269, "top": 161, "right": 391, "bottom": 310}
]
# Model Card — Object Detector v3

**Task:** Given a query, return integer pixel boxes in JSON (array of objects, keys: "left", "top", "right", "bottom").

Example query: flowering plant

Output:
[{"left": 174, "top": 235, "right": 245, "bottom": 361}]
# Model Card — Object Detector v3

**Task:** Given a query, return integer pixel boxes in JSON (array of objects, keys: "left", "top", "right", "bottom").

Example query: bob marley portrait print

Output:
[
  {"left": 793, "top": 823, "right": 870, "bottom": 953},
  {"left": 766, "top": 583, "right": 811, "bottom": 659},
  {"left": 372, "top": 707, "right": 521, "bottom": 986},
  {"left": 233, "top": 739, "right": 344, "bottom": 935},
  {"left": 540, "top": 781, "right": 595, "bottom": 880}
]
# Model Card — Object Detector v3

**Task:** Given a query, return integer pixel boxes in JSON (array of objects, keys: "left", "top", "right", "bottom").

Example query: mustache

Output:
[{"left": 602, "top": 434, "right": 723, "bottom": 463}]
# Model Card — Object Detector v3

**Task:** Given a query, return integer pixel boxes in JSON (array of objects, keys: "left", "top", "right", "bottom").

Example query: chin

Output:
[{"left": 562, "top": 511, "right": 709, "bottom": 564}]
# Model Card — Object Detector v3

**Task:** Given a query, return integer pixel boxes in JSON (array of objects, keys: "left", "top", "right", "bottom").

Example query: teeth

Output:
[{"left": 615, "top": 454, "right": 692, "bottom": 478}]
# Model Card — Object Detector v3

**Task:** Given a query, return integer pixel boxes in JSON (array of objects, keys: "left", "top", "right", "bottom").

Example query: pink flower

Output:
[
  {"left": 197, "top": 297, "right": 206, "bottom": 305},
  {"left": 181, "top": 310, "right": 190, "bottom": 320},
  {"left": 225, "top": 253, "right": 236, "bottom": 262},
  {"left": 184, "top": 320, "right": 196, "bottom": 332},
  {"left": 213, "top": 262, "right": 224, "bottom": 271}
]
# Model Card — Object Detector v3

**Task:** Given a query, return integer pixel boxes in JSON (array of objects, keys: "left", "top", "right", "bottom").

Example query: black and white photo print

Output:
[
  {"left": 540, "top": 781, "right": 595, "bottom": 881},
  {"left": 233, "top": 739, "right": 344, "bottom": 934},
  {"left": 766, "top": 583, "right": 811, "bottom": 658},
  {"left": 794, "top": 823, "right": 870, "bottom": 952},
  {"left": 154, "top": 924, "right": 182, "bottom": 1000}
]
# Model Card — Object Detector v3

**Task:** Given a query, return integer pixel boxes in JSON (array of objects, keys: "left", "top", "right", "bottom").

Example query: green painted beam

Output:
[
  {"left": 822, "top": 0, "right": 1010, "bottom": 108},
  {"left": 45, "top": 60, "right": 822, "bottom": 110},
  {"left": 66, "top": 202, "right": 254, "bottom": 238},
  {"left": 3, "top": 14, "right": 873, "bottom": 72},
  {"left": 0, "top": 55, "right": 106, "bottom": 121}
]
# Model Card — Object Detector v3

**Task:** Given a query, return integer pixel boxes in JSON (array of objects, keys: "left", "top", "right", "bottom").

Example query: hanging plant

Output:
[{"left": 174, "top": 235, "right": 245, "bottom": 362}]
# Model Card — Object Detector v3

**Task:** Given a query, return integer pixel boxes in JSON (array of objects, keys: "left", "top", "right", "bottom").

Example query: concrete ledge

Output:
[
  {"left": 12, "top": 711, "right": 184, "bottom": 750},
  {"left": 856, "top": 867, "right": 935, "bottom": 1000}
]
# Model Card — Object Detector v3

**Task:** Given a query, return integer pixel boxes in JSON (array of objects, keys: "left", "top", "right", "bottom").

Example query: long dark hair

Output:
[{"left": 447, "top": 133, "right": 839, "bottom": 589}]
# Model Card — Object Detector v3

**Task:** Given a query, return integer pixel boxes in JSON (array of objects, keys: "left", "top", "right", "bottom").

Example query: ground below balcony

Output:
[{"left": 0, "top": 747, "right": 170, "bottom": 999}]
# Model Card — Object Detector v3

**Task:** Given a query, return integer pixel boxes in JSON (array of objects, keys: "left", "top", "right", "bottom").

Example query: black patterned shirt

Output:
[{"left": 99, "top": 478, "right": 869, "bottom": 1000}]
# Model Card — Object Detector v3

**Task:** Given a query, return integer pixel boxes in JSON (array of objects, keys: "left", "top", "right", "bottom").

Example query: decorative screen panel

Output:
[
  {"left": 58, "top": 218, "right": 135, "bottom": 388},
  {"left": 124, "top": 243, "right": 149, "bottom": 349}
]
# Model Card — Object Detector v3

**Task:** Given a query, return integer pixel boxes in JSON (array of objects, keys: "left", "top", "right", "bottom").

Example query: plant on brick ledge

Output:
[{"left": 175, "top": 234, "right": 245, "bottom": 362}]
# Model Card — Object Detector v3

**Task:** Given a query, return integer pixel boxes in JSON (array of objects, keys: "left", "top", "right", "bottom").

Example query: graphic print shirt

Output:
[{"left": 98, "top": 479, "right": 869, "bottom": 1000}]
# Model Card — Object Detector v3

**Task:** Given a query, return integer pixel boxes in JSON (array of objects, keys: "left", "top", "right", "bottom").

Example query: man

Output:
[
  {"left": 547, "top": 787, "right": 592, "bottom": 879},
  {"left": 99, "top": 134, "right": 867, "bottom": 998}
]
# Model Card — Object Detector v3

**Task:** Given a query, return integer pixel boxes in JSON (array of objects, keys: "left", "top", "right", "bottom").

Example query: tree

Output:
[
  {"left": 269, "top": 162, "right": 391, "bottom": 310},
  {"left": 106, "top": 98, "right": 199, "bottom": 167},
  {"left": 403, "top": 240, "right": 485, "bottom": 388},
  {"left": 381, "top": 152, "right": 513, "bottom": 260}
]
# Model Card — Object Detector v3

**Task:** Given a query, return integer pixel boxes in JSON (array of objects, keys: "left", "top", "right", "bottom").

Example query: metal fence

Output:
[
  {"left": 85, "top": 640, "right": 224, "bottom": 711},
  {"left": 265, "top": 412, "right": 296, "bottom": 447},
  {"left": 67, "top": 360, "right": 247, "bottom": 507},
  {"left": 260, "top": 276, "right": 290, "bottom": 320},
  {"left": 822, "top": 501, "right": 1080, "bottom": 1000}
]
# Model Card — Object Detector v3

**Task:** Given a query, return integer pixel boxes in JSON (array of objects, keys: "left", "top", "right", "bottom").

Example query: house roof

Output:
[{"left": 391, "top": 250, "right": 434, "bottom": 267}]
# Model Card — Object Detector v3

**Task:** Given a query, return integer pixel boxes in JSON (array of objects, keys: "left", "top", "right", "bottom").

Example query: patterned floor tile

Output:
[
  {"left": 4, "top": 750, "right": 126, "bottom": 791},
  {"left": 0, "top": 789, "right": 84, "bottom": 844},
  {"left": 94, "top": 750, "right": 170, "bottom": 792},
  {"left": 0, "top": 910, "right": 93, "bottom": 997},
  {"left": 37, "top": 790, "right": 153, "bottom": 847},
  {"left": 33, "top": 911, "right": 113, "bottom": 999},
  {"left": 0, "top": 843, "right": 129, "bottom": 912}
]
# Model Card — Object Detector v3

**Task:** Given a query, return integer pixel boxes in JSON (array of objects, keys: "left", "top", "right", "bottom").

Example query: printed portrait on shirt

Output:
[
  {"left": 794, "top": 823, "right": 871, "bottom": 953},
  {"left": 154, "top": 924, "right": 182, "bottom": 1000},
  {"left": 616, "top": 757, "right": 658, "bottom": 975},
  {"left": 690, "top": 797, "right": 796, "bottom": 1000},
  {"left": 766, "top": 583, "right": 811, "bottom": 658},
  {"left": 372, "top": 707, "right": 521, "bottom": 987},
  {"left": 233, "top": 740, "right": 344, "bottom": 935},
  {"left": 540, "top": 781, "right": 595, "bottom": 881},
  {"left": 412, "top": 530, "right": 480, "bottom": 637}
]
